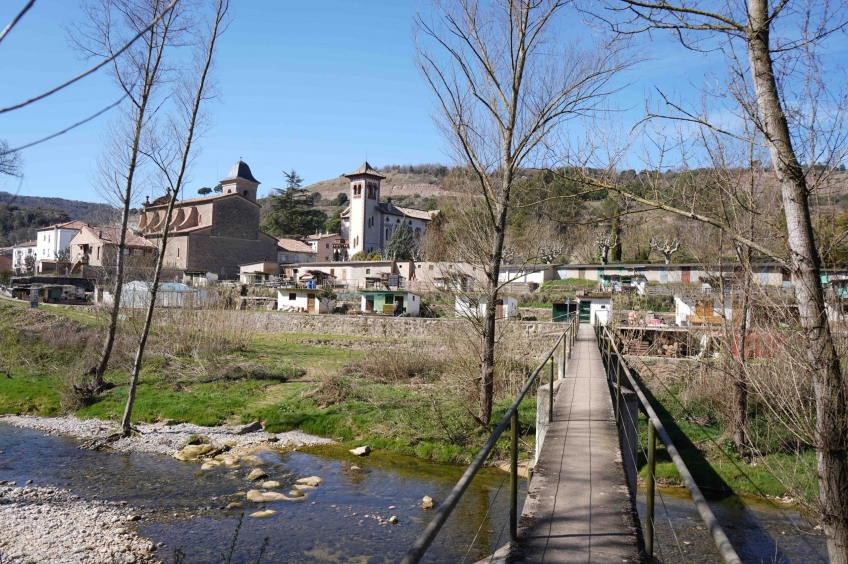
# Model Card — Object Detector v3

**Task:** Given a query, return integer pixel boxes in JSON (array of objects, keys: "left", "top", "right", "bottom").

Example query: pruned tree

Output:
[
  {"left": 415, "top": 0, "right": 631, "bottom": 424},
  {"left": 121, "top": 0, "right": 229, "bottom": 435},
  {"left": 316, "top": 285, "right": 337, "bottom": 313},
  {"left": 649, "top": 235, "right": 680, "bottom": 264},
  {"left": 595, "top": 230, "right": 619, "bottom": 265},
  {"left": 582, "top": 0, "right": 848, "bottom": 557},
  {"left": 71, "top": 0, "right": 187, "bottom": 394}
]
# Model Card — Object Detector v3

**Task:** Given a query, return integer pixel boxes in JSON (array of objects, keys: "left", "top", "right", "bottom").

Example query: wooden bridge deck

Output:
[{"left": 511, "top": 324, "right": 641, "bottom": 563}]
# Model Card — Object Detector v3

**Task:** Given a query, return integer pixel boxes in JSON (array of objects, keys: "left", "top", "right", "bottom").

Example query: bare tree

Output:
[
  {"left": 649, "top": 235, "right": 680, "bottom": 264},
  {"left": 583, "top": 0, "right": 848, "bottom": 558},
  {"left": 596, "top": 230, "right": 619, "bottom": 265},
  {"left": 0, "top": 139, "right": 22, "bottom": 178},
  {"left": 71, "top": 0, "right": 188, "bottom": 393},
  {"left": 121, "top": 0, "right": 228, "bottom": 435},
  {"left": 415, "top": 0, "right": 631, "bottom": 425}
]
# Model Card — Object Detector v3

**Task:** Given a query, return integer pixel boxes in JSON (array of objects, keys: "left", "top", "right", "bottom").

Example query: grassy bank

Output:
[
  {"left": 0, "top": 300, "right": 538, "bottom": 465},
  {"left": 630, "top": 356, "right": 818, "bottom": 504}
]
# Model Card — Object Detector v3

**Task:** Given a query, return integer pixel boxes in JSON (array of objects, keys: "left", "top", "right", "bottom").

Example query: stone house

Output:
[
  {"left": 69, "top": 225, "right": 155, "bottom": 270},
  {"left": 138, "top": 160, "right": 278, "bottom": 279}
]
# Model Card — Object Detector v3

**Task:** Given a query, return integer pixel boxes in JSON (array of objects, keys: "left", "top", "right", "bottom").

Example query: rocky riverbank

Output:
[
  {"left": 0, "top": 415, "right": 334, "bottom": 456},
  {"left": 0, "top": 484, "right": 158, "bottom": 564}
]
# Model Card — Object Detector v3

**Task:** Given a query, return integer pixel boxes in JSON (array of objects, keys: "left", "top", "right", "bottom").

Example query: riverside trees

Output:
[
  {"left": 581, "top": 0, "right": 848, "bottom": 558},
  {"left": 415, "top": 0, "right": 632, "bottom": 425}
]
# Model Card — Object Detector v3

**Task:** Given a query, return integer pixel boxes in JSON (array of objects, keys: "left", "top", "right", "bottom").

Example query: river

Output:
[
  {"left": 0, "top": 423, "right": 520, "bottom": 563},
  {"left": 1, "top": 422, "right": 829, "bottom": 563}
]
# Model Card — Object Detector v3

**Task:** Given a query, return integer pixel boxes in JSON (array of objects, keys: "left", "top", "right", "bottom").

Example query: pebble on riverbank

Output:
[
  {"left": 0, "top": 415, "right": 335, "bottom": 459},
  {"left": 0, "top": 485, "right": 157, "bottom": 564}
]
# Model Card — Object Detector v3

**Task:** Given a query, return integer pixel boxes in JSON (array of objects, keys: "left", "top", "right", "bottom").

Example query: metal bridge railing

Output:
[
  {"left": 400, "top": 313, "right": 579, "bottom": 564},
  {"left": 595, "top": 322, "right": 742, "bottom": 564}
]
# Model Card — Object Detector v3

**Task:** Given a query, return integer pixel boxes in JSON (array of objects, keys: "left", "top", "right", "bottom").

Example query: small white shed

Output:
[
  {"left": 455, "top": 296, "right": 518, "bottom": 320},
  {"left": 277, "top": 289, "right": 334, "bottom": 314}
]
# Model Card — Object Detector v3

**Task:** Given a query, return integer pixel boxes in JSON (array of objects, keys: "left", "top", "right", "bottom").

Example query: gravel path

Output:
[
  {"left": 0, "top": 415, "right": 334, "bottom": 456},
  {"left": 0, "top": 485, "right": 158, "bottom": 564}
]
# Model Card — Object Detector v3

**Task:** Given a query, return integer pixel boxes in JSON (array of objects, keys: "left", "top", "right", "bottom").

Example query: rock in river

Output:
[
  {"left": 421, "top": 496, "right": 434, "bottom": 510},
  {"left": 261, "top": 480, "right": 281, "bottom": 489},
  {"left": 173, "top": 444, "right": 214, "bottom": 461},
  {"left": 246, "top": 489, "right": 304, "bottom": 503},
  {"left": 295, "top": 476, "right": 323, "bottom": 487},
  {"left": 247, "top": 469, "right": 268, "bottom": 481},
  {"left": 250, "top": 510, "right": 277, "bottom": 518}
]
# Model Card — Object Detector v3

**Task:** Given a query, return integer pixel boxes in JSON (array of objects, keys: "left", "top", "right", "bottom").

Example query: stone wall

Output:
[{"left": 239, "top": 312, "right": 567, "bottom": 360}]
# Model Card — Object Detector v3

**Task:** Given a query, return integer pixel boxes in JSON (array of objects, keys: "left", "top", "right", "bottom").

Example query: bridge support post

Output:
[
  {"left": 549, "top": 359, "right": 554, "bottom": 423},
  {"left": 615, "top": 353, "right": 622, "bottom": 426},
  {"left": 646, "top": 420, "right": 657, "bottom": 562},
  {"left": 510, "top": 411, "right": 518, "bottom": 542},
  {"left": 558, "top": 329, "right": 566, "bottom": 379}
]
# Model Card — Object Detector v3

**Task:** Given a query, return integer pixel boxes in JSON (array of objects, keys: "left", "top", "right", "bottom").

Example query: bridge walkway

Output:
[{"left": 511, "top": 323, "right": 641, "bottom": 563}]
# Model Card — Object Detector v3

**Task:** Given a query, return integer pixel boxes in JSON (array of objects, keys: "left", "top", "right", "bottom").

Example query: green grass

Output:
[
  {"left": 634, "top": 374, "right": 819, "bottom": 503},
  {"left": 0, "top": 371, "right": 62, "bottom": 415},
  {"left": 0, "top": 300, "right": 541, "bottom": 465}
]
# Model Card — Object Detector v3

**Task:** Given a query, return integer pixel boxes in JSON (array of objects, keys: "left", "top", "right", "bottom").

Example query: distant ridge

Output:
[{"left": 0, "top": 191, "right": 115, "bottom": 225}]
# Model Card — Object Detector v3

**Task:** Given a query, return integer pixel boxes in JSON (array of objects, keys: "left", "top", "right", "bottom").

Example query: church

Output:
[
  {"left": 340, "top": 162, "right": 438, "bottom": 258},
  {"left": 139, "top": 160, "right": 279, "bottom": 278}
]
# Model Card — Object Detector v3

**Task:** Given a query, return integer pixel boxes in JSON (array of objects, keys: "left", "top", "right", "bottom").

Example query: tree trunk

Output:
[
  {"left": 733, "top": 246, "right": 751, "bottom": 456},
  {"left": 747, "top": 0, "right": 848, "bottom": 559},
  {"left": 479, "top": 200, "right": 510, "bottom": 426}
]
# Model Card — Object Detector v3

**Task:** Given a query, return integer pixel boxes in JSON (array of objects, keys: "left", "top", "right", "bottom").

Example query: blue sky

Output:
[{"left": 1, "top": 1, "right": 716, "bottom": 203}]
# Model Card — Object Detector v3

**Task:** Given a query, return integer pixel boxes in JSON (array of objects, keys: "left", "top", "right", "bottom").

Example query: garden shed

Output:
[{"left": 361, "top": 290, "right": 420, "bottom": 316}]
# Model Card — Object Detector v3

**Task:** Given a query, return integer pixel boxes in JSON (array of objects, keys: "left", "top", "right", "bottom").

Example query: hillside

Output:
[
  {"left": 0, "top": 191, "right": 117, "bottom": 247},
  {"left": 0, "top": 192, "right": 116, "bottom": 224},
  {"left": 304, "top": 164, "right": 451, "bottom": 212}
]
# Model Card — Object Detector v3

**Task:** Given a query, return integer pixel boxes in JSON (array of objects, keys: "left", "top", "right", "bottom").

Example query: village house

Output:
[
  {"left": 139, "top": 160, "right": 278, "bottom": 279},
  {"left": 69, "top": 225, "right": 155, "bottom": 270},
  {"left": 11, "top": 240, "right": 36, "bottom": 273},
  {"left": 455, "top": 295, "right": 518, "bottom": 320},
  {"left": 339, "top": 162, "right": 438, "bottom": 257},
  {"left": 277, "top": 238, "right": 316, "bottom": 264},
  {"left": 304, "top": 232, "right": 340, "bottom": 262},
  {"left": 34, "top": 220, "right": 87, "bottom": 273}
]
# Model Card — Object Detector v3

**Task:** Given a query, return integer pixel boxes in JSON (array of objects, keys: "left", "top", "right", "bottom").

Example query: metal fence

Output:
[
  {"left": 595, "top": 322, "right": 742, "bottom": 564},
  {"left": 400, "top": 314, "right": 579, "bottom": 564}
]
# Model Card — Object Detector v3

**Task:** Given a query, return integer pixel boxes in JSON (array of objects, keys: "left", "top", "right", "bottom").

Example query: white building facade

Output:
[
  {"left": 11, "top": 240, "right": 37, "bottom": 273},
  {"left": 340, "top": 162, "right": 436, "bottom": 257},
  {"left": 35, "top": 220, "right": 86, "bottom": 272}
]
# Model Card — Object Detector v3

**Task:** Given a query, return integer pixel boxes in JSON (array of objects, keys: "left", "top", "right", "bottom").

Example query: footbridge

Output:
[{"left": 401, "top": 319, "right": 743, "bottom": 564}]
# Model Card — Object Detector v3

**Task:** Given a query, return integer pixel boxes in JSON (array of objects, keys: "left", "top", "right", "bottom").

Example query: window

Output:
[
  {"left": 177, "top": 247, "right": 180, "bottom": 258},
  {"left": 429, "top": 265, "right": 433, "bottom": 271},
  {"left": 96, "top": 247, "right": 100, "bottom": 260},
  {"left": 326, "top": 243, "right": 329, "bottom": 249},
  {"left": 289, "top": 293, "right": 296, "bottom": 301},
  {"left": 366, "top": 268, "right": 371, "bottom": 274}
]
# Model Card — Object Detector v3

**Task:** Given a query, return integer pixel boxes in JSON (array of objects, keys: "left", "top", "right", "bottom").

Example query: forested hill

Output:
[
  {"left": 0, "top": 191, "right": 115, "bottom": 224},
  {"left": 0, "top": 191, "right": 116, "bottom": 247}
]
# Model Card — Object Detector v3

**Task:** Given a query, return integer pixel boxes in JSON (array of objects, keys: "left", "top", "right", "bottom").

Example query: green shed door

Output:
[
  {"left": 552, "top": 303, "right": 569, "bottom": 323},
  {"left": 579, "top": 301, "right": 591, "bottom": 324}
]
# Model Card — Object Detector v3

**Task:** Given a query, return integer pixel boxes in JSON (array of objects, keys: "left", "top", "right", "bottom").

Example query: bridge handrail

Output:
[
  {"left": 596, "top": 323, "right": 742, "bottom": 564},
  {"left": 400, "top": 313, "right": 579, "bottom": 564}
]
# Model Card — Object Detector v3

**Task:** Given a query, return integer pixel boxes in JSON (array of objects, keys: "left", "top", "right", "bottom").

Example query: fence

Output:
[
  {"left": 400, "top": 313, "right": 579, "bottom": 564},
  {"left": 595, "top": 322, "right": 742, "bottom": 564}
]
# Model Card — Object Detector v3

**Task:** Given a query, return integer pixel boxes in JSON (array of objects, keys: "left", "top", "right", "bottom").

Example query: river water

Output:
[
  {"left": 636, "top": 486, "right": 828, "bottom": 563},
  {"left": 0, "top": 423, "right": 521, "bottom": 563},
  {"left": 1, "top": 422, "right": 830, "bottom": 563}
]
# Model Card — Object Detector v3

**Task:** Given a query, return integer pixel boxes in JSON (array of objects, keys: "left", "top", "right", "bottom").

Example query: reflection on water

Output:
[
  {"left": 0, "top": 424, "right": 523, "bottom": 563},
  {"left": 636, "top": 486, "right": 827, "bottom": 563}
]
